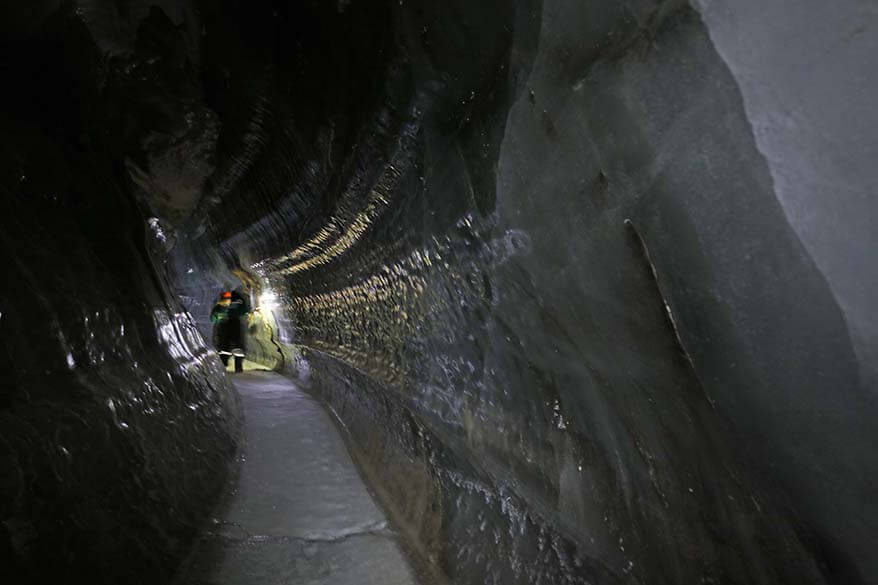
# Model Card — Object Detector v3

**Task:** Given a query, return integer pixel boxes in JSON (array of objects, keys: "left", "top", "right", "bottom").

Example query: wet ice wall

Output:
[
  {"left": 0, "top": 6, "right": 241, "bottom": 583},
  {"left": 213, "top": 2, "right": 878, "bottom": 585},
  {"left": 478, "top": 1, "right": 878, "bottom": 581}
]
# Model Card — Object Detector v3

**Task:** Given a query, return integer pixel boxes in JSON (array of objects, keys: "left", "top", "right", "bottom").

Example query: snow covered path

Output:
[{"left": 172, "top": 371, "right": 417, "bottom": 585}]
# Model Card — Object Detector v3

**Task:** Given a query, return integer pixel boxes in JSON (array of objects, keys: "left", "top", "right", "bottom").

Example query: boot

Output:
[{"left": 234, "top": 355, "right": 244, "bottom": 373}]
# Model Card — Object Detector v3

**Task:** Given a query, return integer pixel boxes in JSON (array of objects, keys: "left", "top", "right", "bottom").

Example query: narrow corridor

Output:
[
  {"left": 3, "top": 1, "right": 877, "bottom": 583},
  {"left": 172, "top": 372, "right": 417, "bottom": 585}
]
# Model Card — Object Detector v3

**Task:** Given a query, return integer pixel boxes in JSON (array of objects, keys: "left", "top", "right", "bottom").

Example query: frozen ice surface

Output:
[{"left": 173, "top": 372, "right": 417, "bottom": 585}]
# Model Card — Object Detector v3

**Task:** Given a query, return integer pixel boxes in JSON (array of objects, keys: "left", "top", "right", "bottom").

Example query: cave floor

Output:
[{"left": 171, "top": 371, "right": 418, "bottom": 585}]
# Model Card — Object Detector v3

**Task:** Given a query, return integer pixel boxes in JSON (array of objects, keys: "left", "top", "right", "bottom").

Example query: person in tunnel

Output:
[{"left": 210, "top": 289, "right": 251, "bottom": 373}]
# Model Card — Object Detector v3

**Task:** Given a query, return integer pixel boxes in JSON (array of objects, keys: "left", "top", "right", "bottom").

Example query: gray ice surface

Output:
[{"left": 172, "top": 371, "right": 417, "bottom": 585}]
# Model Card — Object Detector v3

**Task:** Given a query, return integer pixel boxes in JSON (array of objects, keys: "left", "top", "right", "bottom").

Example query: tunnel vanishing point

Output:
[{"left": 1, "top": 1, "right": 877, "bottom": 584}]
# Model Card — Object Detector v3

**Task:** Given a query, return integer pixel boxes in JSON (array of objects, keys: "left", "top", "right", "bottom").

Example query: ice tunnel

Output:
[{"left": 1, "top": 0, "right": 877, "bottom": 583}]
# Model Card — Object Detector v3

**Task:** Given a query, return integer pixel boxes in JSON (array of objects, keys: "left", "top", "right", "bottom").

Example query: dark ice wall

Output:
[{"left": 0, "top": 6, "right": 241, "bottom": 584}]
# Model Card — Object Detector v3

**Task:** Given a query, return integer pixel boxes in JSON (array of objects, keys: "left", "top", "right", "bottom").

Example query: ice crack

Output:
[{"left": 207, "top": 519, "right": 394, "bottom": 545}]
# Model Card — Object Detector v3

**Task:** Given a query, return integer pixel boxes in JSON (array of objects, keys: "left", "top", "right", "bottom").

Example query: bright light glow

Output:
[
  {"left": 147, "top": 217, "right": 167, "bottom": 243},
  {"left": 260, "top": 290, "right": 279, "bottom": 312}
]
